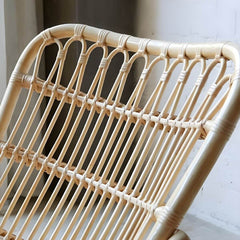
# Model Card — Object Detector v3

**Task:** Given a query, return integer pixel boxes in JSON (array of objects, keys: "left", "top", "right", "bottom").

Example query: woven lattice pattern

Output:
[{"left": 0, "top": 24, "right": 238, "bottom": 240}]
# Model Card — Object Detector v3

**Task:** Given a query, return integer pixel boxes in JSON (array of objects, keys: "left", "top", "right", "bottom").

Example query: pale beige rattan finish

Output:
[{"left": 0, "top": 24, "right": 240, "bottom": 240}]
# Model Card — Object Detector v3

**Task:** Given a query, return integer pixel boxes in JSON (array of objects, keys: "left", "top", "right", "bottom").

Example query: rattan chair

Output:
[{"left": 0, "top": 24, "right": 240, "bottom": 240}]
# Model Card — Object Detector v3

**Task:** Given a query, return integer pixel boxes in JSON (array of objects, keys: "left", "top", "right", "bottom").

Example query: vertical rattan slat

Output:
[{"left": 0, "top": 24, "right": 240, "bottom": 240}]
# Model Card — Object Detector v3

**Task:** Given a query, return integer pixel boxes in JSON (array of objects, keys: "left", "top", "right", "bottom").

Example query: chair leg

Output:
[{"left": 168, "top": 230, "right": 190, "bottom": 240}]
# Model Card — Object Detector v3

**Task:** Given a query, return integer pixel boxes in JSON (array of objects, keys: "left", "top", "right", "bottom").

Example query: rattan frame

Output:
[{"left": 0, "top": 24, "right": 240, "bottom": 240}]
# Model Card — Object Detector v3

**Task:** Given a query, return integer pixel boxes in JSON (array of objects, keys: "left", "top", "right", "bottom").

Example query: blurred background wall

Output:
[{"left": 0, "top": 0, "right": 7, "bottom": 201}]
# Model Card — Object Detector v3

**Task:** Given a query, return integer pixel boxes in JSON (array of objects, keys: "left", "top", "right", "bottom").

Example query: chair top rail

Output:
[{"left": 14, "top": 24, "right": 240, "bottom": 76}]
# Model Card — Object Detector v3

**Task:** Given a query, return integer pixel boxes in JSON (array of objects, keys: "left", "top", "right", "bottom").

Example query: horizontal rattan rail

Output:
[{"left": 12, "top": 73, "right": 209, "bottom": 139}]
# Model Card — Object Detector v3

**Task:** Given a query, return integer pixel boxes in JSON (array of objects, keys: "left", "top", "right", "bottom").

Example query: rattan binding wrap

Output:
[{"left": 0, "top": 24, "right": 240, "bottom": 240}]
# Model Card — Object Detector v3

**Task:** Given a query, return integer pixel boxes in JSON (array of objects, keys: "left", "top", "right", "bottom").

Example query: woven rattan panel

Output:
[{"left": 0, "top": 24, "right": 236, "bottom": 239}]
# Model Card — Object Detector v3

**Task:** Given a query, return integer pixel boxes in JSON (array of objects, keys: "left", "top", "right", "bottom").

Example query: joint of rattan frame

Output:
[
  {"left": 74, "top": 24, "right": 86, "bottom": 39},
  {"left": 211, "top": 117, "right": 236, "bottom": 140},
  {"left": 118, "top": 34, "right": 130, "bottom": 50},
  {"left": 155, "top": 206, "right": 183, "bottom": 230}
]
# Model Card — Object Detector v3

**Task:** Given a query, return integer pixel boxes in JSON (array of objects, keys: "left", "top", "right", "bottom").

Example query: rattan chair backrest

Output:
[{"left": 0, "top": 24, "right": 240, "bottom": 240}]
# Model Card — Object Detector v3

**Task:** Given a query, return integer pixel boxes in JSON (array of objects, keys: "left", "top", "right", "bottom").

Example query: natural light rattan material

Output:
[{"left": 0, "top": 24, "right": 240, "bottom": 240}]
